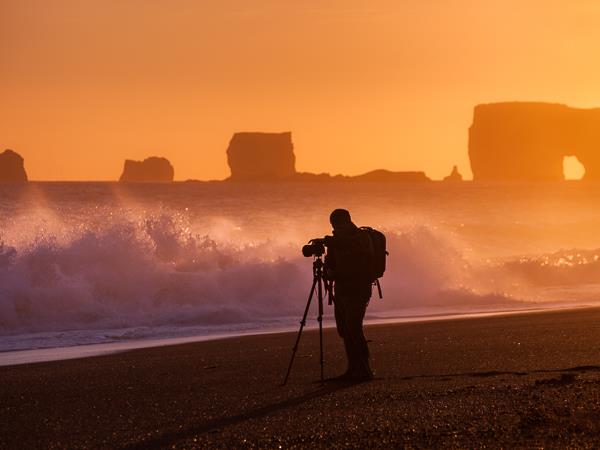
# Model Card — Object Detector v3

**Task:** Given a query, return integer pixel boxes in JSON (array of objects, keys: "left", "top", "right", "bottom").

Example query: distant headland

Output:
[
  {"left": 5, "top": 100, "right": 600, "bottom": 182},
  {"left": 224, "top": 131, "right": 430, "bottom": 182},
  {"left": 469, "top": 102, "right": 600, "bottom": 181}
]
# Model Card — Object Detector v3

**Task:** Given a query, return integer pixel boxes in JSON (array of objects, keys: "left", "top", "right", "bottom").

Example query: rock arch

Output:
[{"left": 468, "top": 102, "right": 600, "bottom": 181}]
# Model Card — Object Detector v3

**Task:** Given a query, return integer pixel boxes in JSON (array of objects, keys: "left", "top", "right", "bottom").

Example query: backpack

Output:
[{"left": 360, "top": 226, "right": 388, "bottom": 298}]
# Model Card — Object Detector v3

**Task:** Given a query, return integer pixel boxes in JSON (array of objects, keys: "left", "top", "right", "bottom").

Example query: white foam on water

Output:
[
  {"left": 2, "top": 182, "right": 600, "bottom": 355},
  {"left": 2, "top": 306, "right": 581, "bottom": 367}
]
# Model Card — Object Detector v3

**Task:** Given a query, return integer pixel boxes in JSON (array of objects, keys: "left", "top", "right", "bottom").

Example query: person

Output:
[{"left": 325, "top": 208, "right": 375, "bottom": 381}]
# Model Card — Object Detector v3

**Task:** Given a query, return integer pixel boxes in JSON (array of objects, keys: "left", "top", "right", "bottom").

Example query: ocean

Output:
[{"left": 2, "top": 181, "right": 600, "bottom": 358}]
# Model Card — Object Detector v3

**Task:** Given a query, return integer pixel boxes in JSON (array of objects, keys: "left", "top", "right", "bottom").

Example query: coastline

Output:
[
  {"left": 0, "top": 304, "right": 586, "bottom": 367},
  {"left": 4, "top": 306, "right": 600, "bottom": 448}
]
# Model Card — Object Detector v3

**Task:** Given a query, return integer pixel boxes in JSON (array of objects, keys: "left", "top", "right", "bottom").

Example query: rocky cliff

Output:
[
  {"left": 119, "top": 157, "right": 174, "bottom": 182},
  {"left": 0, "top": 149, "right": 28, "bottom": 182},
  {"left": 469, "top": 102, "right": 600, "bottom": 181},
  {"left": 226, "top": 132, "right": 296, "bottom": 181}
]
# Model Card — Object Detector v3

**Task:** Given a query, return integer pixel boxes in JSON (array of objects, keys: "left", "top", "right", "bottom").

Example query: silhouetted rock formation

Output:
[
  {"left": 119, "top": 157, "right": 174, "bottom": 182},
  {"left": 225, "top": 131, "right": 429, "bottom": 182},
  {"left": 443, "top": 165, "right": 463, "bottom": 181},
  {"left": 293, "top": 172, "right": 342, "bottom": 182},
  {"left": 469, "top": 102, "right": 600, "bottom": 181},
  {"left": 291, "top": 170, "right": 430, "bottom": 182},
  {"left": 227, "top": 132, "right": 296, "bottom": 181},
  {"left": 350, "top": 169, "right": 430, "bottom": 182},
  {"left": 0, "top": 149, "right": 27, "bottom": 182}
]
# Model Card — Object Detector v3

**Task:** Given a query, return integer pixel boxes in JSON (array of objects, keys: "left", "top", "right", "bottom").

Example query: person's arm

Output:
[{"left": 324, "top": 243, "right": 337, "bottom": 280}]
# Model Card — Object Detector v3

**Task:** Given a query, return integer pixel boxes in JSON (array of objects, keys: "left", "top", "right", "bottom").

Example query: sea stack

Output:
[
  {"left": 119, "top": 157, "right": 174, "bottom": 182},
  {"left": 226, "top": 132, "right": 296, "bottom": 181},
  {"left": 469, "top": 102, "right": 600, "bottom": 181},
  {"left": 443, "top": 165, "right": 463, "bottom": 181},
  {"left": 0, "top": 149, "right": 28, "bottom": 182}
]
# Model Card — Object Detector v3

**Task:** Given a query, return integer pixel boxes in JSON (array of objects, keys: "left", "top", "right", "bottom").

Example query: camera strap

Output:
[{"left": 326, "top": 280, "right": 334, "bottom": 305}]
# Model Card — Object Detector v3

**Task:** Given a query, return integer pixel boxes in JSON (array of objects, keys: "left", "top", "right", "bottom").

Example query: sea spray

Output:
[
  {"left": 3, "top": 181, "right": 600, "bottom": 350},
  {"left": 0, "top": 213, "right": 526, "bottom": 338}
]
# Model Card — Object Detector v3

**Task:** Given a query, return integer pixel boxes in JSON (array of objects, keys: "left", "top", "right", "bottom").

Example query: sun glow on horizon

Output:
[{"left": 2, "top": 1, "right": 600, "bottom": 180}]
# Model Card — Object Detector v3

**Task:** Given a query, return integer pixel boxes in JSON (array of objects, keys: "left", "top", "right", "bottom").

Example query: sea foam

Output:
[{"left": 2, "top": 182, "right": 600, "bottom": 351}]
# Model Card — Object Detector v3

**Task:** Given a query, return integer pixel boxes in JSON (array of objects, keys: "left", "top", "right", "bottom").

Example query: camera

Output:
[
  {"left": 302, "top": 238, "right": 325, "bottom": 257},
  {"left": 302, "top": 237, "right": 332, "bottom": 257}
]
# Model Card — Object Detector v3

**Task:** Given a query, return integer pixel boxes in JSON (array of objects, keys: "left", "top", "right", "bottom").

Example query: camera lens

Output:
[
  {"left": 302, "top": 244, "right": 315, "bottom": 257},
  {"left": 302, "top": 242, "right": 325, "bottom": 257}
]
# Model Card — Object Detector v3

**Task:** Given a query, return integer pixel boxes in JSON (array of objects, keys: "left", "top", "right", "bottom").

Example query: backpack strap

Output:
[{"left": 374, "top": 279, "right": 383, "bottom": 299}]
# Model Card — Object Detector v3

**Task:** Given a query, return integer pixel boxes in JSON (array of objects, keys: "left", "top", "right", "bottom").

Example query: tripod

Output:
[{"left": 282, "top": 255, "right": 332, "bottom": 385}]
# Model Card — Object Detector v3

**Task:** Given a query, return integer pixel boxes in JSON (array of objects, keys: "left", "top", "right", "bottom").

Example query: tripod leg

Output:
[
  {"left": 317, "top": 276, "right": 324, "bottom": 384},
  {"left": 281, "top": 277, "right": 317, "bottom": 386}
]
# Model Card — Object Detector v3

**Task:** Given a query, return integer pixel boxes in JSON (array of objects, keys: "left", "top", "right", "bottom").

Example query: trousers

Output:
[{"left": 333, "top": 282, "right": 371, "bottom": 374}]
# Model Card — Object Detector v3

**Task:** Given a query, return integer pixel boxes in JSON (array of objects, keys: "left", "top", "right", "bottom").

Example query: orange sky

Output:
[{"left": 2, "top": 0, "right": 600, "bottom": 181}]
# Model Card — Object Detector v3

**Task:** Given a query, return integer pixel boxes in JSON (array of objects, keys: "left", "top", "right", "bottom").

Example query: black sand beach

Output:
[{"left": 4, "top": 308, "right": 600, "bottom": 448}]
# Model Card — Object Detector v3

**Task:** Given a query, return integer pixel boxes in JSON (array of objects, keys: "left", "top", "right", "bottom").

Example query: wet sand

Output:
[{"left": 3, "top": 307, "right": 600, "bottom": 448}]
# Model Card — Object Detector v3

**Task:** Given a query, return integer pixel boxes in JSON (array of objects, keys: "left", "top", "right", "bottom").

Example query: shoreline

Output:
[
  {"left": 5, "top": 306, "right": 600, "bottom": 447},
  {"left": 0, "top": 303, "right": 592, "bottom": 367}
]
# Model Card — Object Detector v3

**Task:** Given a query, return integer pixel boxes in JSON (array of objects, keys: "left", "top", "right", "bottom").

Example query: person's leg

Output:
[
  {"left": 334, "top": 286, "right": 373, "bottom": 380},
  {"left": 334, "top": 296, "right": 354, "bottom": 375},
  {"left": 333, "top": 297, "right": 346, "bottom": 338},
  {"left": 346, "top": 298, "right": 372, "bottom": 378}
]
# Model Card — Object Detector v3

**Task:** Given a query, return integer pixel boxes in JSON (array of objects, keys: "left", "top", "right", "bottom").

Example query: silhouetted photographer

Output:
[
  {"left": 326, "top": 209, "right": 380, "bottom": 381},
  {"left": 282, "top": 208, "right": 387, "bottom": 385}
]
